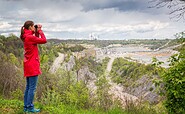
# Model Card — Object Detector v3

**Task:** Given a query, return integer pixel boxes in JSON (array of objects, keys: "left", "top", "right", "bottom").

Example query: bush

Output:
[
  {"left": 41, "top": 87, "right": 62, "bottom": 106},
  {"left": 10, "top": 89, "right": 23, "bottom": 100},
  {"left": 63, "top": 81, "right": 90, "bottom": 109},
  {"left": 95, "top": 75, "right": 113, "bottom": 111},
  {"left": 162, "top": 57, "right": 185, "bottom": 114},
  {"left": 110, "top": 57, "right": 156, "bottom": 85},
  {"left": 157, "top": 43, "right": 185, "bottom": 114},
  {"left": 0, "top": 51, "right": 25, "bottom": 97}
]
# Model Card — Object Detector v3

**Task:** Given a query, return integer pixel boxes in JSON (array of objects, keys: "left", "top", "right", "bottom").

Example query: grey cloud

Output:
[
  {"left": 79, "top": 0, "right": 147, "bottom": 12},
  {"left": 76, "top": 0, "right": 164, "bottom": 16}
]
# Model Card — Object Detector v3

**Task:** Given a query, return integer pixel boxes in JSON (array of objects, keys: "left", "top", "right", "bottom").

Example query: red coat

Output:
[{"left": 22, "top": 29, "right": 47, "bottom": 77}]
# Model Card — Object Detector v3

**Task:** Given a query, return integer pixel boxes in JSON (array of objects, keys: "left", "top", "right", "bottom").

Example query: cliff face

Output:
[
  {"left": 63, "top": 56, "right": 76, "bottom": 71},
  {"left": 49, "top": 53, "right": 65, "bottom": 73},
  {"left": 50, "top": 53, "right": 161, "bottom": 107},
  {"left": 77, "top": 66, "right": 96, "bottom": 83},
  {"left": 77, "top": 66, "right": 97, "bottom": 96},
  {"left": 122, "top": 75, "right": 160, "bottom": 104}
]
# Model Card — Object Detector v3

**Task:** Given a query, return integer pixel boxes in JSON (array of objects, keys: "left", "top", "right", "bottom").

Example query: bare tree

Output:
[{"left": 149, "top": 0, "right": 185, "bottom": 21}]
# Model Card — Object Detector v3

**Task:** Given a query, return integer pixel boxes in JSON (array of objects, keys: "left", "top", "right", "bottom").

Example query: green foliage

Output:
[
  {"left": 10, "top": 89, "right": 23, "bottom": 100},
  {"left": 0, "top": 98, "right": 23, "bottom": 114},
  {"left": 0, "top": 34, "right": 23, "bottom": 58},
  {"left": 63, "top": 44, "right": 86, "bottom": 52},
  {"left": 0, "top": 51, "right": 25, "bottom": 97},
  {"left": 76, "top": 56, "right": 106, "bottom": 77},
  {"left": 102, "top": 57, "right": 110, "bottom": 71},
  {"left": 8, "top": 53, "right": 19, "bottom": 66},
  {"left": 110, "top": 57, "right": 157, "bottom": 85},
  {"left": 151, "top": 57, "right": 165, "bottom": 75},
  {"left": 55, "top": 70, "right": 76, "bottom": 92},
  {"left": 73, "top": 56, "right": 82, "bottom": 81},
  {"left": 150, "top": 41, "right": 185, "bottom": 113},
  {"left": 53, "top": 69, "right": 91, "bottom": 109},
  {"left": 36, "top": 72, "right": 57, "bottom": 99},
  {"left": 48, "top": 39, "right": 170, "bottom": 48},
  {"left": 174, "top": 32, "right": 185, "bottom": 43},
  {"left": 39, "top": 44, "right": 59, "bottom": 71},
  {"left": 161, "top": 53, "right": 185, "bottom": 114},
  {"left": 64, "top": 51, "right": 72, "bottom": 62},
  {"left": 152, "top": 57, "right": 164, "bottom": 67},
  {"left": 95, "top": 75, "right": 113, "bottom": 111},
  {"left": 63, "top": 82, "right": 90, "bottom": 109},
  {"left": 123, "top": 102, "right": 166, "bottom": 114},
  {"left": 0, "top": 97, "right": 166, "bottom": 114},
  {"left": 86, "top": 57, "right": 109, "bottom": 77},
  {"left": 0, "top": 35, "right": 176, "bottom": 113},
  {"left": 41, "top": 87, "right": 62, "bottom": 106}
]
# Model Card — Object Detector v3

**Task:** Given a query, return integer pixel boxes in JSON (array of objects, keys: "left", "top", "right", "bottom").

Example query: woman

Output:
[{"left": 20, "top": 20, "right": 47, "bottom": 113}]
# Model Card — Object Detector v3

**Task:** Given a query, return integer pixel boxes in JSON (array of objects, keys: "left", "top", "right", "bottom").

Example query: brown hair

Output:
[{"left": 20, "top": 20, "right": 34, "bottom": 41}]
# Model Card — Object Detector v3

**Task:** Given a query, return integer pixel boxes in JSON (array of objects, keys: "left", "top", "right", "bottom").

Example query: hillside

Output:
[{"left": 0, "top": 35, "right": 184, "bottom": 113}]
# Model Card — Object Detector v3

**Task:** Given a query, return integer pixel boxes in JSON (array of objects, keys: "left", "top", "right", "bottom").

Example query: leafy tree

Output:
[
  {"left": 161, "top": 45, "right": 185, "bottom": 114},
  {"left": 0, "top": 51, "right": 24, "bottom": 97},
  {"left": 41, "top": 87, "right": 62, "bottom": 106},
  {"left": 151, "top": 39, "right": 185, "bottom": 113},
  {"left": 73, "top": 56, "right": 82, "bottom": 82},
  {"left": 64, "top": 82, "right": 90, "bottom": 109},
  {"left": 95, "top": 75, "right": 113, "bottom": 111},
  {"left": 8, "top": 53, "right": 19, "bottom": 66}
]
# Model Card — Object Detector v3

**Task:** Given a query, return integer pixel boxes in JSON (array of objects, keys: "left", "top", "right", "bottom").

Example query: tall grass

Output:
[{"left": 0, "top": 97, "right": 166, "bottom": 114}]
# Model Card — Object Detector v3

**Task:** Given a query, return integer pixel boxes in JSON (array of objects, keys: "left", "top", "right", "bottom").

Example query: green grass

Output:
[
  {"left": 0, "top": 98, "right": 166, "bottom": 114},
  {"left": 0, "top": 98, "right": 126, "bottom": 114}
]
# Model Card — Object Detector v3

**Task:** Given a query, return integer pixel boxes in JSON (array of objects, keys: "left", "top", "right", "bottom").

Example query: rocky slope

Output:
[
  {"left": 49, "top": 42, "right": 181, "bottom": 107},
  {"left": 50, "top": 52, "right": 160, "bottom": 107}
]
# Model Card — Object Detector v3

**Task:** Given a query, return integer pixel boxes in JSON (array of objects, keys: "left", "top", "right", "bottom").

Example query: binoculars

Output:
[{"left": 34, "top": 25, "right": 38, "bottom": 29}]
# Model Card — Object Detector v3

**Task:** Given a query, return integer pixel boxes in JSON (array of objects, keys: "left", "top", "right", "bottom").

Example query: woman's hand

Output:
[{"left": 37, "top": 24, "right": 42, "bottom": 31}]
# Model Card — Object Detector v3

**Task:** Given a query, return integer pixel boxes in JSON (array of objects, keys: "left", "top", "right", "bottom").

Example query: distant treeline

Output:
[{"left": 48, "top": 39, "right": 171, "bottom": 49}]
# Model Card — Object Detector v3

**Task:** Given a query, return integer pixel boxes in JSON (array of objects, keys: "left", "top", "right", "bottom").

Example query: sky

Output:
[{"left": 0, "top": 0, "right": 185, "bottom": 40}]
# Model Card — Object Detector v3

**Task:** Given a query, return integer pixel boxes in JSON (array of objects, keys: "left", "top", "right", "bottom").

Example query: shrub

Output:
[
  {"left": 41, "top": 87, "right": 62, "bottom": 107},
  {"left": 10, "top": 89, "right": 23, "bottom": 100},
  {"left": 63, "top": 81, "right": 90, "bottom": 109},
  {"left": 162, "top": 56, "right": 185, "bottom": 114}
]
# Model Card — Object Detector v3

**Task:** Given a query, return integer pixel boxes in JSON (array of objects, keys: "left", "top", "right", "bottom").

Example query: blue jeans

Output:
[{"left": 24, "top": 76, "right": 38, "bottom": 110}]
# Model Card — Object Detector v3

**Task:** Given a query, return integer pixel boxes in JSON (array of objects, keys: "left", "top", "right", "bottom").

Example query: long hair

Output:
[{"left": 20, "top": 20, "right": 34, "bottom": 41}]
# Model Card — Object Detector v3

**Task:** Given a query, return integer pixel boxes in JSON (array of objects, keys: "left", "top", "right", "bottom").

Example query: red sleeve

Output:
[{"left": 29, "top": 30, "right": 47, "bottom": 44}]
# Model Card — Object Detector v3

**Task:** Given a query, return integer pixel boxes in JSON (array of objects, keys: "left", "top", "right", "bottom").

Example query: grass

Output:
[
  {"left": 0, "top": 98, "right": 126, "bottom": 114},
  {"left": 0, "top": 98, "right": 166, "bottom": 114}
]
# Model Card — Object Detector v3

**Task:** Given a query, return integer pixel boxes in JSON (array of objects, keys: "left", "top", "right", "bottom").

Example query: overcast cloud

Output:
[{"left": 0, "top": 0, "right": 184, "bottom": 40}]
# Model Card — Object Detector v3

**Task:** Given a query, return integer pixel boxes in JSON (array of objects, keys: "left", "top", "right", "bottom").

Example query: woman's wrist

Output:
[{"left": 38, "top": 30, "right": 43, "bottom": 34}]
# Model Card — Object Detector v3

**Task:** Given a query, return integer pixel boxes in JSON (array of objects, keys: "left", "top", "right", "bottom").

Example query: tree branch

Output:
[{"left": 150, "top": 0, "right": 185, "bottom": 21}]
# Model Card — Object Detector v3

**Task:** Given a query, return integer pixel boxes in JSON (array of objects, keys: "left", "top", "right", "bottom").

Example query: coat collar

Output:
[
  {"left": 24, "top": 29, "right": 34, "bottom": 35},
  {"left": 22, "top": 29, "right": 34, "bottom": 39}
]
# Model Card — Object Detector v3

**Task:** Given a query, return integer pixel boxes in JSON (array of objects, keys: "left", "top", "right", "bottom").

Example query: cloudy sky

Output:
[{"left": 0, "top": 0, "right": 185, "bottom": 40}]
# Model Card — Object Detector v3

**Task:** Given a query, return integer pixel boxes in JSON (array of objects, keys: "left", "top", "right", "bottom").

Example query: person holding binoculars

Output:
[{"left": 20, "top": 20, "right": 47, "bottom": 113}]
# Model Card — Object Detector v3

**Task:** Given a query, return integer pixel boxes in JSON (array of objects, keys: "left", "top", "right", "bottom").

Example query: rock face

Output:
[
  {"left": 63, "top": 56, "right": 76, "bottom": 71},
  {"left": 78, "top": 66, "right": 96, "bottom": 83},
  {"left": 49, "top": 53, "right": 65, "bottom": 73},
  {"left": 108, "top": 81, "right": 139, "bottom": 107},
  {"left": 106, "top": 56, "right": 160, "bottom": 106},
  {"left": 122, "top": 76, "right": 160, "bottom": 104},
  {"left": 77, "top": 66, "right": 97, "bottom": 96}
]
